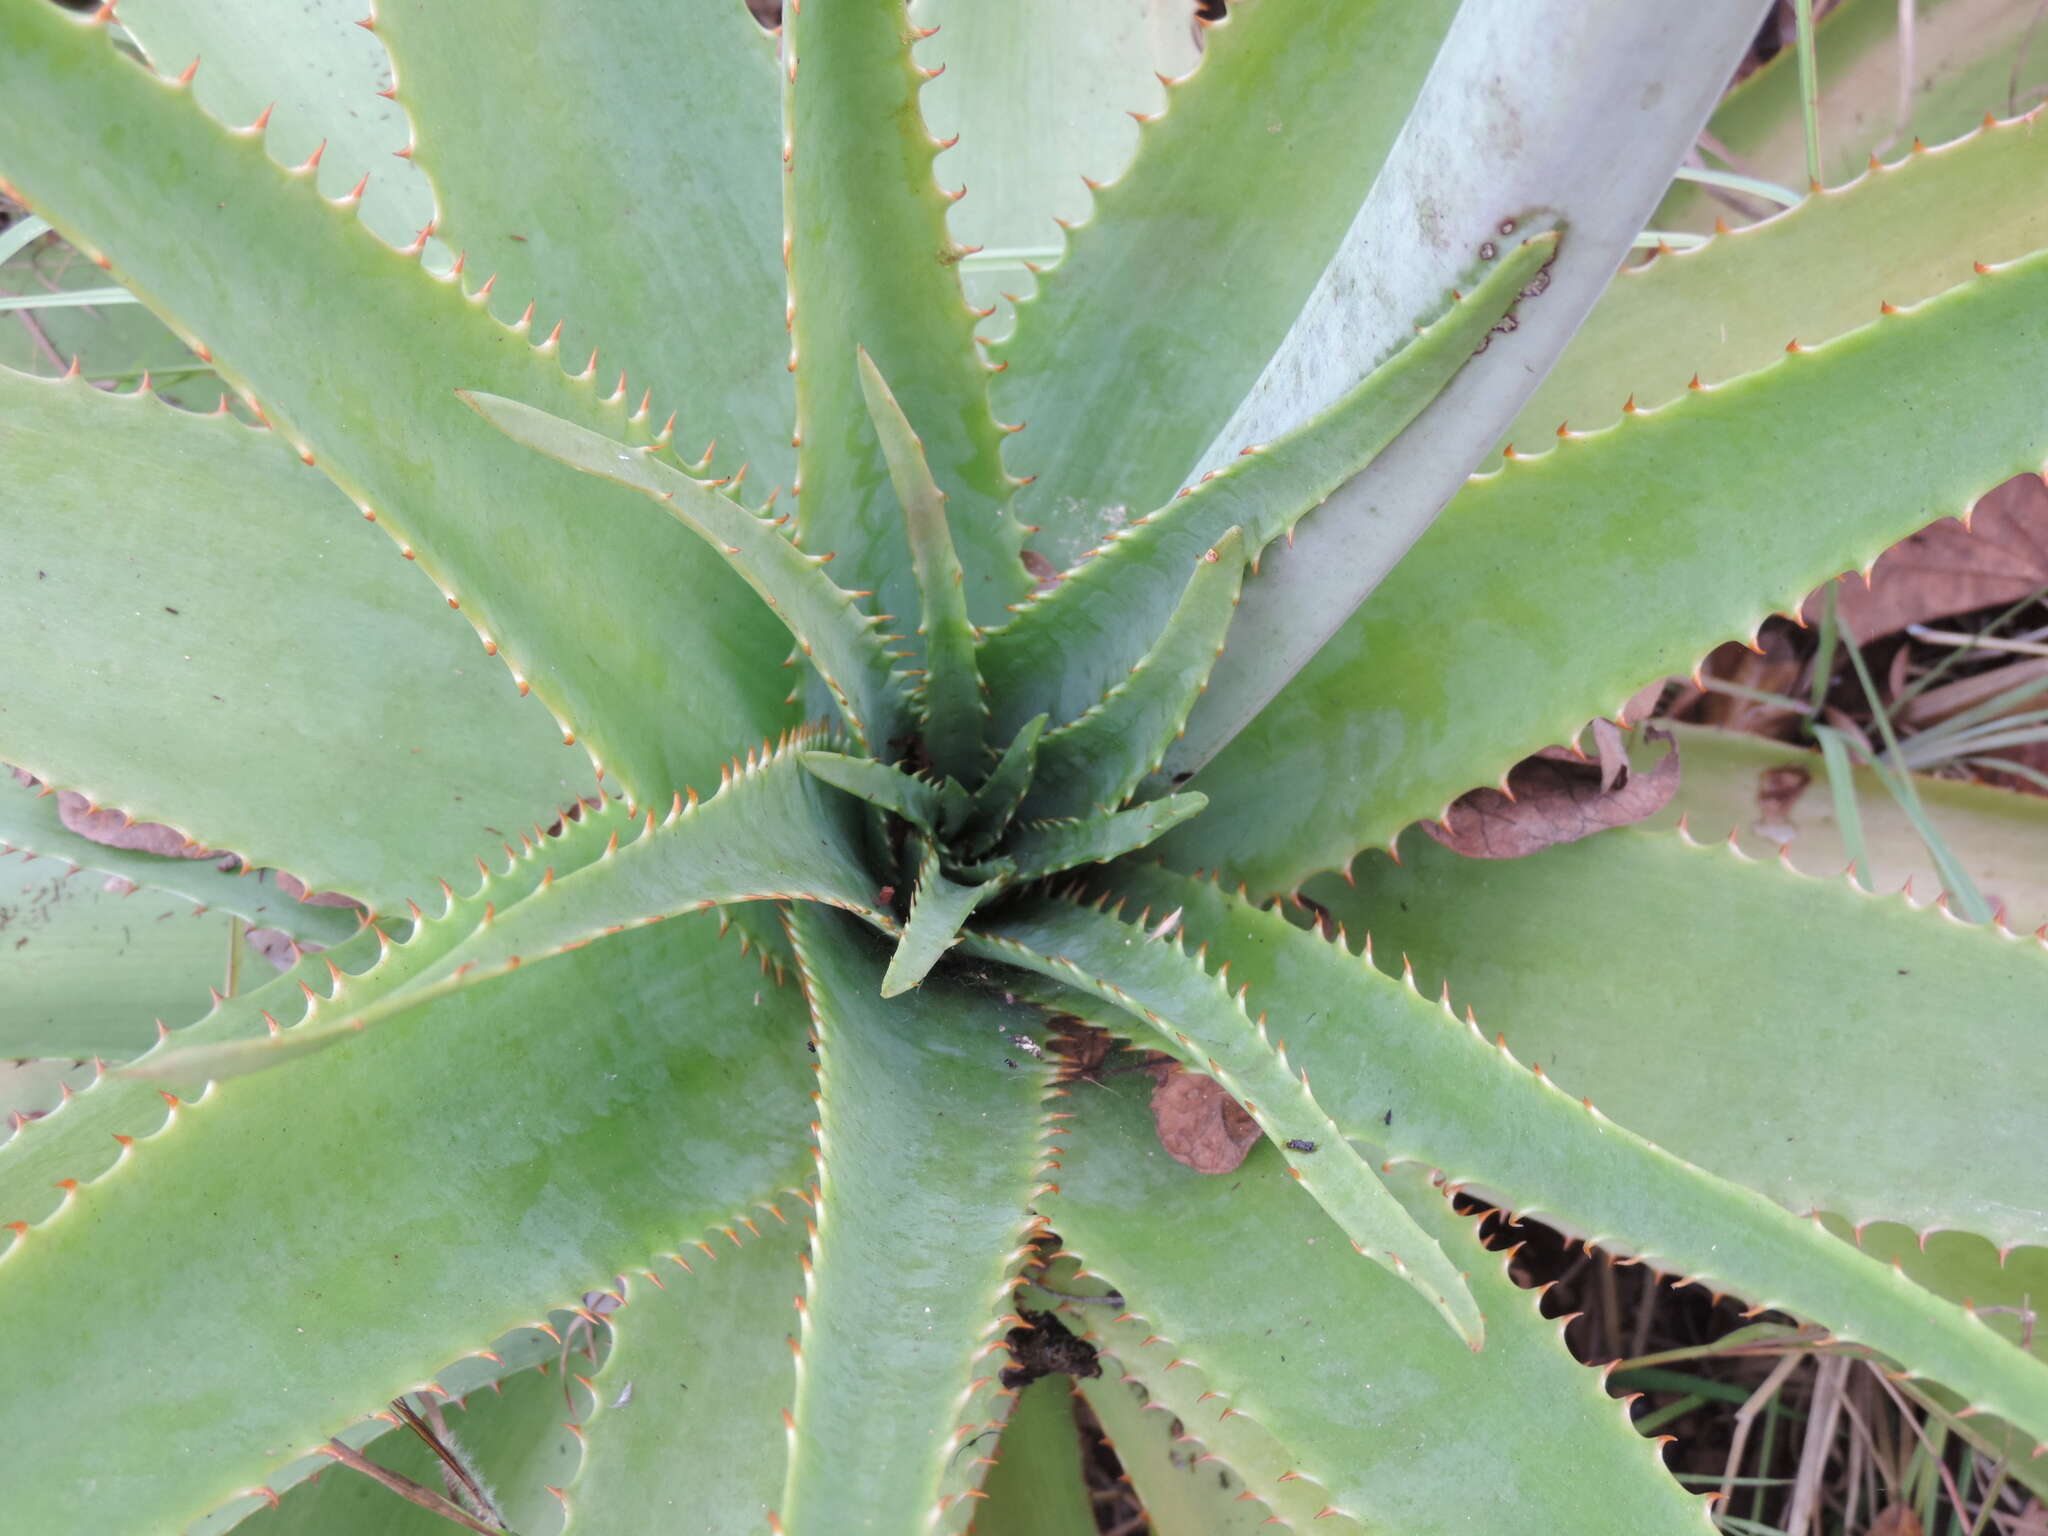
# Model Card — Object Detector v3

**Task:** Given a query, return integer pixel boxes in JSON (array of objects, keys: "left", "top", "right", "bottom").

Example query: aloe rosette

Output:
[{"left": 3, "top": 1, "right": 2047, "bottom": 1531}]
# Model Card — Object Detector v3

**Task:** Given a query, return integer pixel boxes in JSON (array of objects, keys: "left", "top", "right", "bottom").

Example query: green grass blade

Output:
[
  {"left": 782, "top": 0, "right": 1026, "bottom": 633},
  {"left": 462, "top": 390, "right": 912, "bottom": 757},
  {"left": 778, "top": 906, "right": 1055, "bottom": 1534},
  {"left": 1024, "top": 528, "right": 1245, "bottom": 820},
  {"left": 963, "top": 900, "right": 1486, "bottom": 1349},
  {"left": 1811, "top": 724, "right": 1875, "bottom": 890},
  {"left": 857, "top": 348, "right": 985, "bottom": 779}
]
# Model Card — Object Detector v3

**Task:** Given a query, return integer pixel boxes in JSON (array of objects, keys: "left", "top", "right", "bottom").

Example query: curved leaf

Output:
[
  {"left": 0, "top": 364, "right": 584, "bottom": 908},
  {"left": 377, "top": 0, "right": 792, "bottom": 485},
  {"left": 1081, "top": 866, "right": 2048, "bottom": 1446},
  {"left": 462, "top": 390, "right": 911, "bottom": 756},
  {"left": 783, "top": 0, "right": 1027, "bottom": 631},
  {"left": 1046, "top": 1080, "right": 1708, "bottom": 1533},
  {"left": 1302, "top": 825, "right": 2048, "bottom": 1249},
  {"left": 1174, "top": 245, "right": 2048, "bottom": 892},
  {"left": 562, "top": 1211, "right": 810, "bottom": 1533},
  {"left": 988, "top": 0, "right": 1459, "bottom": 566},
  {"left": 0, "top": 915, "right": 814, "bottom": 1534},
  {"left": 777, "top": 906, "right": 1056, "bottom": 1534},
  {"left": 0, "top": 1, "right": 794, "bottom": 807},
  {"left": 963, "top": 899, "right": 1486, "bottom": 1348}
]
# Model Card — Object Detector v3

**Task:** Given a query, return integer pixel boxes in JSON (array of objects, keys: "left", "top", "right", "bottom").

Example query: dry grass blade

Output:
[
  {"left": 317, "top": 1436, "right": 506, "bottom": 1534},
  {"left": 1719, "top": 1350, "right": 1808, "bottom": 1509}
]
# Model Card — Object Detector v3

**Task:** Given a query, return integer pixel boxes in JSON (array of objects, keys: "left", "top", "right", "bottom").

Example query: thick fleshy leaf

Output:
[
  {"left": 1302, "top": 825, "right": 2048, "bottom": 1248},
  {"left": 1520, "top": 109, "right": 2048, "bottom": 452},
  {"left": 981, "top": 242, "right": 1553, "bottom": 741},
  {"left": 0, "top": 2, "right": 794, "bottom": 806},
  {"left": 963, "top": 713, "right": 1046, "bottom": 850},
  {"left": 462, "top": 390, "right": 911, "bottom": 756},
  {"left": 1656, "top": 0, "right": 2048, "bottom": 231},
  {"left": 147, "top": 733, "right": 880, "bottom": 1081},
  {"left": 963, "top": 900, "right": 1486, "bottom": 1348},
  {"left": 1079, "top": 866, "right": 2048, "bottom": 1445},
  {"left": 0, "top": 916, "right": 814, "bottom": 1534},
  {"left": 561, "top": 1210, "right": 808, "bottom": 1531},
  {"left": 1004, "top": 794, "right": 1207, "bottom": 883},
  {"left": 1022, "top": 528, "right": 1244, "bottom": 821},
  {"left": 1173, "top": 247, "right": 2048, "bottom": 892},
  {"left": 911, "top": 0, "right": 1195, "bottom": 333},
  {"left": 0, "top": 855, "right": 236, "bottom": 1060},
  {"left": 114, "top": 0, "right": 435, "bottom": 247},
  {"left": 858, "top": 349, "right": 984, "bottom": 778},
  {"left": 882, "top": 841, "right": 997, "bottom": 996},
  {"left": 1076, "top": 1358, "right": 1273, "bottom": 1536},
  {"left": 236, "top": 1361, "right": 582, "bottom": 1536},
  {"left": 377, "top": 0, "right": 792, "bottom": 485},
  {"left": 989, "top": 0, "right": 1459, "bottom": 567},
  {"left": 801, "top": 750, "right": 952, "bottom": 832},
  {"left": 782, "top": 0, "right": 1027, "bottom": 630},
  {"left": 1653, "top": 722, "right": 2048, "bottom": 929},
  {"left": 1046, "top": 1085, "right": 1707, "bottom": 1533},
  {"left": 777, "top": 907, "right": 1056, "bottom": 1534},
  {"left": 1163, "top": 2, "right": 1771, "bottom": 777},
  {"left": 0, "top": 776, "right": 359, "bottom": 947},
  {"left": 973, "top": 1377, "right": 1097, "bottom": 1536},
  {"left": 0, "top": 364, "right": 584, "bottom": 908}
]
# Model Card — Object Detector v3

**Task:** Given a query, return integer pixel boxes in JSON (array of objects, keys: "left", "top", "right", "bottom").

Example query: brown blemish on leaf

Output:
[
  {"left": 1424, "top": 727, "right": 1681, "bottom": 860},
  {"left": 1149, "top": 1062, "right": 1261, "bottom": 1174}
]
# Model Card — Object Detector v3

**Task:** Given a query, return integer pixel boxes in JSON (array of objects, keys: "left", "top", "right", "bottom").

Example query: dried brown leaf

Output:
[
  {"left": 1148, "top": 1063, "right": 1261, "bottom": 1174},
  {"left": 55, "top": 790, "right": 218, "bottom": 860},
  {"left": 1866, "top": 1507, "right": 1923, "bottom": 1536},
  {"left": 1424, "top": 727, "right": 1681, "bottom": 860},
  {"left": 1803, "top": 473, "right": 2048, "bottom": 642}
]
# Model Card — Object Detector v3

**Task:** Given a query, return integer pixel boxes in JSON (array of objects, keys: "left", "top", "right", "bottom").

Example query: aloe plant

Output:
[{"left": 5, "top": 0, "right": 2048, "bottom": 1530}]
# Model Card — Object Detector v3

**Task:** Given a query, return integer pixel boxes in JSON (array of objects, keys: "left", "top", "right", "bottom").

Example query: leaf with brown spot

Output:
[
  {"left": 1148, "top": 1062, "right": 1261, "bottom": 1174},
  {"left": 1802, "top": 473, "right": 2048, "bottom": 642},
  {"left": 1424, "top": 727, "right": 1681, "bottom": 860}
]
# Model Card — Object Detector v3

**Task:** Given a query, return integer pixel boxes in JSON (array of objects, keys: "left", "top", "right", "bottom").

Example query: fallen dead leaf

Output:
[
  {"left": 1424, "top": 727, "right": 1681, "bottom": 860},
  {"left": 1803, "top": 473, "right": 2048, "bottom": 642},
  {"left": 1866, "top": 1507, "right": 1923, "bottom": 1536},
  {"left": 1149, "top": 1062, "right": 1261, "bottom": 1174}
]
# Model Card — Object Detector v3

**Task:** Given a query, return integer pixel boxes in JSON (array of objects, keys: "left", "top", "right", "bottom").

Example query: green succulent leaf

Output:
[
  {"left": 782, "top": 0, "right": 1027, "bottom": 631},
  {"left": 1175, "top": 244, "right": 2048, "bottom": 891},
  {"left": 1046, "top": 1082, "right": 1708, "bottom": 1534},
  {"left": 1003, "top": 794, "right": 1208, "bottom": 884},
  {"left": 461, "top": 389, "right": 911, "bottom": 757},
  {"left": 1089, "top": 865, "right": 2048, "bottom": 1446},
  {"left": 0, "top": 916, "right": 813, "bottom": 1534},
  {"left": 971, "top": 1376, "right": 1096, "bottom": 1536},
  {"left": 1522, "top": 109, "right": 2048, "bottom": 453},
  {"left": 562, "top": 1210, "right": 811, "bottom": 1531},
  {"left": 778, "top": 906, "right": 1055, "bottom": 1533},
  {"left": 963, "top": 713, "right": 1047, "bottom": 851},
  {"left": 982, "top": 239, "right": 1554, "bottom": 741},
  {"left": 0, "top": 775, "right": 359, "bottom": 947},
  {"left": 1164, "top": 3, "right": 1773, "bottom": 779},
  {"left": 0, "top": 0, "right": 794, "bottom": 807},
  {"left": 1076, "top": 1359, "right": 1276, "bottom": 1536},
  {"left": 801, "top": 749, "right": 954, "bottom": 833},
  {"left": 0, "top": 364, "right": 583, "bottom": 910},
  {"left": 144, "top": 732, "right": 880, "bottom": 1081},
  {"left": 1303, "top": 824, "right": 2048, "bottom": 1250},
  {"left": 990, "top": 0, "right": 1461, "bottom": 566},
  {"left": 857, "top": 347, "right": 985, "bottom": 779},
  {"left": 1023, "top": 527, "right": 1245, "bottom": 821},
  {"left": 378, "top": 0, "right": 792, "bottom": 486},
  {"left": 963, "top": 897, "right": 1487, "bottom": 1349},
  {"left": 881, "top": 841, "right": 1001, "bottom": 997}
]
